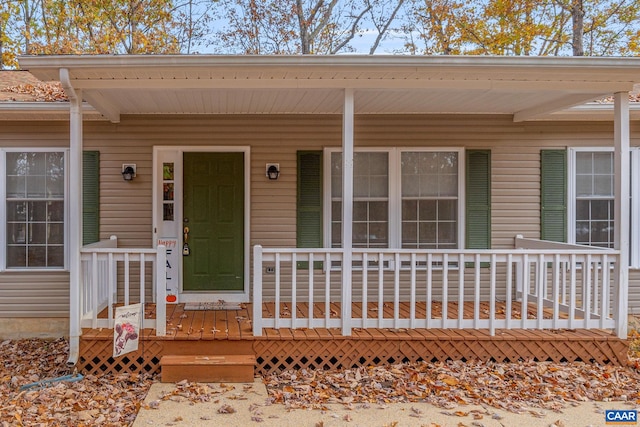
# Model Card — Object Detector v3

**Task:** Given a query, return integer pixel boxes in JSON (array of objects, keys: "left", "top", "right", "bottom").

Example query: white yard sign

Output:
[{"left": 113, "top": 303, "right": 142, "bottom": 358}]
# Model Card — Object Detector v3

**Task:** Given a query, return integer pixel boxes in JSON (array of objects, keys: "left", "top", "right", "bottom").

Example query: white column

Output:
[
  {"left": 61, "top": 68, "right": 83, "bottom": 366},
  {"left": 253, "top": 245, "right": 264, "bottom": 336},
  {"left": 155, "top": 245, "right": 167, "bottom": 336},
  {"left": 614, "top": 92, "right": 629, "bottom": 339},
  {"left": 341, "top": 89, "right": 354, "bottom": 336}
]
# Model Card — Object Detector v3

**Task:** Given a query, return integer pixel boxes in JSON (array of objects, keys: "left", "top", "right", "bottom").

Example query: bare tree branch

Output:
[
  {"left": 330, "top": 3, "right": 372, "bottom": 53},
  {"left": 369, "top": 0, "right": 405, "bottom": 54}
]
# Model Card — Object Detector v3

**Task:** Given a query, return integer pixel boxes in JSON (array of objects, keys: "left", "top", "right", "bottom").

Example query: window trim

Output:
[
  {"left": 567, "top": 147, "right": 614, "bottom": 248},
  {"left": 323, "top": 147, "right": 465, "bottom": 250},
  {"left": 0, "top": 148, "right": 69, "bottom": 272},
  {"left": 632, "top": 149, "right": 640, "bottom": 268},
  {"left": 567, "top": 147, "right": 640, "bottom": 268}
]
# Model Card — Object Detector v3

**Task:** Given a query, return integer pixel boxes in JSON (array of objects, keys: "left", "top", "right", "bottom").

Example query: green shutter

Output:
[
  {"left": 540, "top": 150, "right": 567, "bottom": 242},
  {"left": 83, "top": 151, "right": 100, "bottom": 245},
  {"left": 466, "top": 150, "right": 491, "bottom": 250},
  {"left": 297, "top": 151, "right": 322, "bottom": 269}
]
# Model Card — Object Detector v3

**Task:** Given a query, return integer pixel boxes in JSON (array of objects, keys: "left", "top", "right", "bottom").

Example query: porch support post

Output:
[
  {"left": 253, "top": 245, "right": 263, "bottom": 336},
  {"left": 341, "top": 88, "right": 354, "bottom": 336},
  {"left": 61, "top": 68, "right": 83, "bottom": 366},
  {"left": 614, "top": 91, "right": 629, "bottom": 339}
]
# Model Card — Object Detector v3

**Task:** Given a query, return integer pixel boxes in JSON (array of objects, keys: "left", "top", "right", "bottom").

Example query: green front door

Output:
[{"left": 183, "top": 152, "right": 244, "bottom": 291}]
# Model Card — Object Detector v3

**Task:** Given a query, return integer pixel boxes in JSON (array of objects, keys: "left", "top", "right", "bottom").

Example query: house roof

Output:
[
  {"left": 0, "top": 70, "right": 104, "bottom": 120},
  {"left": 0, "top": 70, "right": 64, "bottom": 101},
  {"left": 11, "top": 55, "right": 640, "bottom": 123}
]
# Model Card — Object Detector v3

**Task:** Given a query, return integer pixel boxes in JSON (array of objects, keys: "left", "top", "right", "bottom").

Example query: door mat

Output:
[{"left": 183, "top": 302, "right": 242, "bottom": 311}]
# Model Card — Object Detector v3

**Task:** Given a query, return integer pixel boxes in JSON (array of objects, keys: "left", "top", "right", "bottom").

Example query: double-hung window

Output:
[
  {"left": 330, "top": 151, "right": 389, "bottom": 248},
  {"left": 544, "top": 148, "right": 640, "bottom": 266},
  {"left": 401, "top": 151, "right": 459, "bottom": 249},
  {"left": 2, "top": 150, "right": 67, "bottom": 269},
  {"left": 326, "top": 148, "right": 463, "bottom": 249},
  {"left": 568, "top": 148, "right": 614, "bottom": 248}
]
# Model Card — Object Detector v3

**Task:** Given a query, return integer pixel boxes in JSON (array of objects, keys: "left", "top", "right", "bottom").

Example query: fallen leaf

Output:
[{"left": 217, "top": 404, "right": 236, "bottom": 414}]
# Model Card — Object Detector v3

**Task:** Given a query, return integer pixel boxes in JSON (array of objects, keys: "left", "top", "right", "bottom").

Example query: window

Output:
[
  {"left": 3, "top": 150, "right": 67, "bottom": 269},
  {"left": 401, "top": 151, "right": 458, "bottom": 249},
  {"left": 569, "top": 149, "right": 614, "bottom": 248},
  {"left": 633, "top": 150, "right": 640, "bottom": 268},
  {"left": 326, "top": 148, "right": 462, "bottom": 249},
  {"left": 331, "top": 151, "right": 389, "bottom": 248},
  {"left": 543, "top": 148, "right": 640, "bottom": 267}
]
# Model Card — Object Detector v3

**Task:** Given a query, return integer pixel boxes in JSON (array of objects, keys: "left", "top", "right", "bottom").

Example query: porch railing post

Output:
[
  {"left": 155, "top": 245, "right": 166, "bottom": 336},
  {"left": 613, "top": 256, "right": 625, "bottom": 337},
  {"left": 253, "top": 245, "right": 264, "bottom": 336},
  {"left": 515, "top": 259, "right": 523, "bottom": 301},
  {"left": 341, "top": 249, "right": 352, "bottom": 335}
]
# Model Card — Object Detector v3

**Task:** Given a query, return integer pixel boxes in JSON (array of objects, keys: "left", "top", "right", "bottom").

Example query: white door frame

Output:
[{"left": 152, "top": 145, "right": 251, "bottom": 303}]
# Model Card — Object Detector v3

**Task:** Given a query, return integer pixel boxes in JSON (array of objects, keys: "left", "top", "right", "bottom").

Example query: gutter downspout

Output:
[{"left": 60, "top": 68, "right": 83, "bottom": 367}]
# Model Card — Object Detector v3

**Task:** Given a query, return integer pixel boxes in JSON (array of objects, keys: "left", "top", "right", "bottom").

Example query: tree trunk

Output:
[
  {"left": 296, "top": 0, "right": 311, "bottom": 53},
  {"left": 571, "top": 0, "right": 584, "bottom": 56}
]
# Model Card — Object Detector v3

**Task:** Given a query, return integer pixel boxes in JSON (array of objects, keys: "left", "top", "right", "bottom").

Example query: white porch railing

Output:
[
  {"left": 252, "top": 238, "right": 623, "bottom": 338},
  {"left": 80, "top": 237, "right": 167, "bottom": 335}
]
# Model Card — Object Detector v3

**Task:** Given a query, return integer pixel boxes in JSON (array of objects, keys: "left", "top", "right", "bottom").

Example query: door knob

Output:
[{"left": 183, "top": 226, "right": 191, "bottom": 256}]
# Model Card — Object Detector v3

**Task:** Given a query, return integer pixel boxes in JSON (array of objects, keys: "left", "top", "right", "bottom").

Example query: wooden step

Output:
[{"left": 160, "top": 354, "right": 255, "bottom": 383}]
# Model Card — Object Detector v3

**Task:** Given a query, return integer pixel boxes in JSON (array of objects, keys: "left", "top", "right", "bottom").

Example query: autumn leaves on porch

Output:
[{"left": 145, "top": 300, "right": 559, "bottom": 340}]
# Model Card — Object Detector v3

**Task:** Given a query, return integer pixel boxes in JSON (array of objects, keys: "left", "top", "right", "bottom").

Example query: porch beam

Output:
[
  {"left": 81, "top": 91, "right": 121, "bottom": 123},
  {"left": 60, "top": 68, "right": 83, "bottom": 367},
  {"left": 614, "top": 91, "right": 630, "bottom": 339},
  {"left": 341, "top": 88, "right": 354, "bottom": 336},
  {"left": 513, "top": 93, "right": 606, "bottom": 122},
  {"left": 68, "top": 78, "right": 632, "bottom": 93}
]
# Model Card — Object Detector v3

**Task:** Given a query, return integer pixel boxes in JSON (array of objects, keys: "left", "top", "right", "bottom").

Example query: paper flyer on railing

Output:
[{"left": 113, "top": 303, "right": 141, "bottom": 358}]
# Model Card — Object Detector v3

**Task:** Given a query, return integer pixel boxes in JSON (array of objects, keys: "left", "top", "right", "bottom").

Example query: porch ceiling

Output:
[{"left": 18, "top": 55, "right": 640, "bottom": 123}]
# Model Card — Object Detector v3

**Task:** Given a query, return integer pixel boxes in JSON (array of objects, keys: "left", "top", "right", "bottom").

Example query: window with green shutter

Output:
[
  {"left": 83, "top": 151, "right": 100, "bottom": 245},
  {"left": 5, "top": 151, "right": 66, "bottom": 268},
  {"left": 297, "top": 151, "right": 322, "bottom": 268},
  {"left": 540, "top": 150, "right": 567, "bottom": 242},
  {"left": 466, "top": 150, "right": 491, "bottom": 249}
]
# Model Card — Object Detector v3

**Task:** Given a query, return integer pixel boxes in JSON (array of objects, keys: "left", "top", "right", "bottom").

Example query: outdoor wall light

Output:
[
  {"left": 266, "top": 163, "right": 280, "bottom": 180},
  {"left": 122, "top": 164, "right": 137, "bottom": 181}
]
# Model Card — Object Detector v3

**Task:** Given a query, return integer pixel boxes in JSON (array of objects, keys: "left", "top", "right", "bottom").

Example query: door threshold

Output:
[
  {"left": 183, "top": 302, "right": 242, "bottom": 311},
  {"left": 178, "top": 293, "right": 248, "bottom": 303}
]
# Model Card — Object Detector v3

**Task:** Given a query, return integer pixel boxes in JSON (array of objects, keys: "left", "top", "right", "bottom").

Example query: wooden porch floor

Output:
[{"left": 78, "top": 302, "right": 628, "bottom": 376}]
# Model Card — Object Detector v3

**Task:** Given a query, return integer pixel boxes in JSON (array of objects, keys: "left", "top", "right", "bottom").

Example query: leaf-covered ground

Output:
[
  {"left": 2, "top": 326, "right": 640, "bottom": 426},
  {"left": 264, "top": 360, "right": 640, "bottom": 414},
  {"left": 0, "top": 339, "right": 153, "bottom": 426}
]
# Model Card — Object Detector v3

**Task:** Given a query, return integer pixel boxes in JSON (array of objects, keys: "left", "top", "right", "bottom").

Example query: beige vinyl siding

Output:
[
  {"left": 1, "top": 114, "right": 640, "bottom": 316},
  {"left": 83, "top": 116, "right": 342, "bottom": 249},
  {"left": 0, "top": 122, "right": 70, "bottom": 318},
  {"left": 0, "top": 272, "right": 69, "bottom": 317},
  {"left": 82, "top": 116, "right": 342, "bottom": 301},
  {"left": 631, "top": 271, "right": 640, "bottom": 315}
]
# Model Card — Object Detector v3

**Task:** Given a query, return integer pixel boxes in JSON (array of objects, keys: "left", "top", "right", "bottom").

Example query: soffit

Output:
[{"left": 17, "top": 55, "right": 640, "bottom": 122}]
